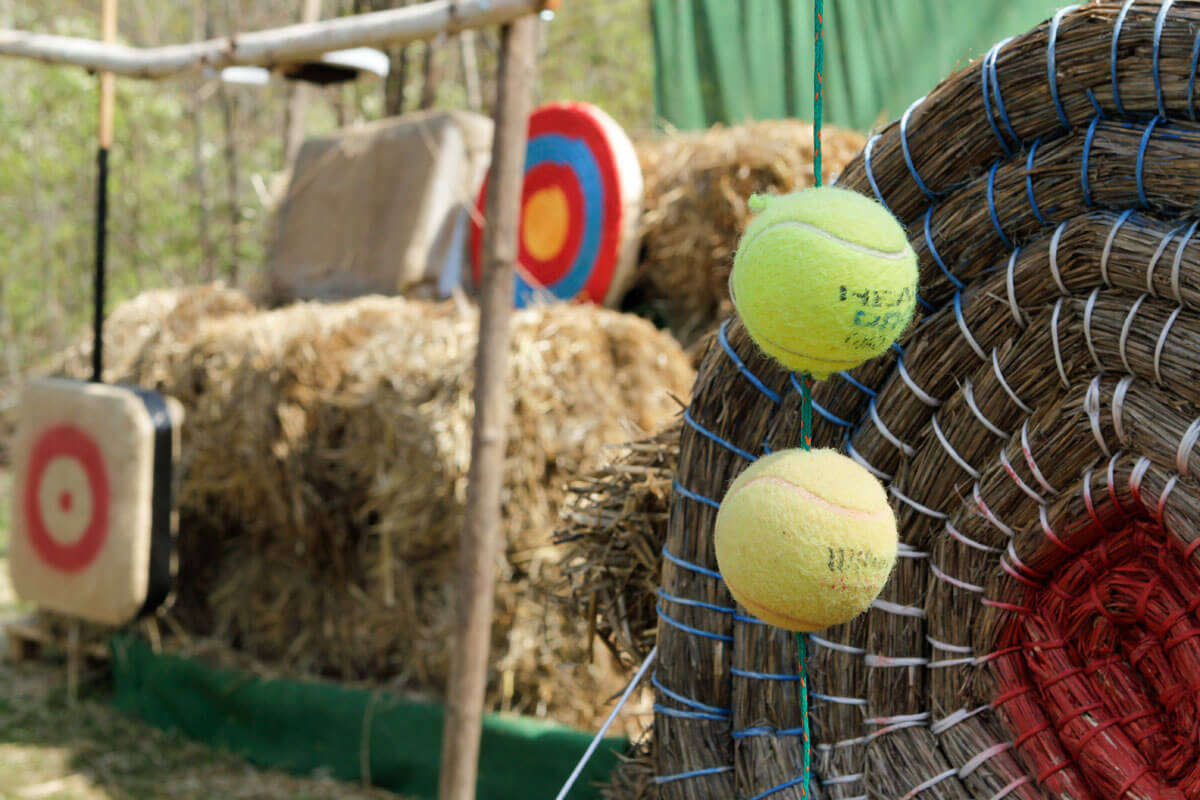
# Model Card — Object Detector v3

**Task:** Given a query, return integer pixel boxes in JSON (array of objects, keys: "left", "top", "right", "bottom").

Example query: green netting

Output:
[
  {"left": 652, "top": 0, "right": 1063, "bottom": 132},
  {"left": 109, "top": 635, "right": 626, "bottom": 800}
]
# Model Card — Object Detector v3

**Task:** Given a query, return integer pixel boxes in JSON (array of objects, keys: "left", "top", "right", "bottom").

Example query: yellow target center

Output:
[{"left": 522, "top": 186, "right": 570, "bottom": 262}]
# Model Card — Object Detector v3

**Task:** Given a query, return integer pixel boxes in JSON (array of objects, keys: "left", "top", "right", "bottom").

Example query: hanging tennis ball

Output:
[
  {"left": 713, "top": 448, "right": 898, "bottom": 632},
  {"left": 730, "top": 186, "right": 918, "bottom": 379}
]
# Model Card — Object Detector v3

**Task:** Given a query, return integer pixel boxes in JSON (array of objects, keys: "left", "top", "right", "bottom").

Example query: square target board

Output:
[{"left": 9, "top": 377, "right": 182, "bottom": 626}]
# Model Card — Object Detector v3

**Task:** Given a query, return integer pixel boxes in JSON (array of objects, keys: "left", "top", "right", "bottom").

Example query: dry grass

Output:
[
  {"left": 556, "top": 422, "right": 679, "bottom": 668},
  {"left": 0, "top": 660, "right": 403, "bottom": 800}
]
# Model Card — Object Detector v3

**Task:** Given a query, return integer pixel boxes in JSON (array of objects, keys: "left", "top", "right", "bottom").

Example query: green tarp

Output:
[
  {"left": 652, "top": 0, "right": 1064, "bottom": 132},
  {"left": 110, "top": 636, "right": 626, "bottom": 800}
]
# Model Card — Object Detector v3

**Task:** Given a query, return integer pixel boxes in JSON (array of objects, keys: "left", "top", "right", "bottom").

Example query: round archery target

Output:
[
  {"left": 23, "top": 424, "right": 110, "bottom": 573},
  {"left": 471, "top": 102, "right": 643, "bottom": 308}
]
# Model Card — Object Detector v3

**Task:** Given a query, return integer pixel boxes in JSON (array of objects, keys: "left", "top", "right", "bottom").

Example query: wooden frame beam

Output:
[{"left": 0, "top": 0, "right": 548, "bottom": 79}]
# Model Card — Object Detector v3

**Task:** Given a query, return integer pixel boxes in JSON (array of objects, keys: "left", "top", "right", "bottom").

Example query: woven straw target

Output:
[{"left": 652, "top": 3, "right": 1200, "bottom": 799}]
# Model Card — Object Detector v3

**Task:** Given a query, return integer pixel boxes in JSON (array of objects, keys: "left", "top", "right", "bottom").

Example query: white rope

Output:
[
  {"left": 1083, "top": 288, "right": 1103, "bottom": 371},
  {"left": 1085, "top": 375, "right": 1110, "bottom": 457},
  {"left": 993, "top": 350, "right": 1033, "bottom": 414},
  {"left": 554, "top": 645, "right": 656, "bottom": 800},
  {"left": 962, "top": 379, "right": 1010, "bottom": 438},
  {"left": 1119, "top": 295, "right": 1146, "bottom": 374},
  {"left": 1100, "top": 211, "right": 1129, "bottom": 287},
  {"left": 1021, "top": 420, "right": 1057, "bottom": 496},
  {"left": 1148, "top": 224, "right": 1186, "bottom": 296},
  {"left": 1154, "top": 306, "right": 1182, "bottom": 385},
  {"left": 1171, "top": 219, "right": 1198, "bottom": 303},
  {"left": 1051, "top": 298, "right": 1070, "bottom": 388},
  {"left": 1005, "top": 249, "right": 1023, "bottom": 326},
  {"left": 1048, "top": 220, "right": 1070, "bottom": 294}
]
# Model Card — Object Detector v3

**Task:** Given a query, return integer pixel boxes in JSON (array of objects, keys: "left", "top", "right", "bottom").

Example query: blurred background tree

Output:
[
  {"left": 0, "top": 0, "right": 655, "bottom": 380},
  {"left": 0, "top": 0, "right": 1056, "bottom": 385}
]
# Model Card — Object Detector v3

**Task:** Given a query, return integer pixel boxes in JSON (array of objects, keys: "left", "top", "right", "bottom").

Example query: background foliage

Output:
[{"left": 0, "top": 0, "right": 655, "bottom": 382}]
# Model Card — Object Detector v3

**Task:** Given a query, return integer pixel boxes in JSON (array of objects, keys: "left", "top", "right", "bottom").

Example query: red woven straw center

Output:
[{"left": 994, "top": 519, "right": 1200, "bottom": 800}]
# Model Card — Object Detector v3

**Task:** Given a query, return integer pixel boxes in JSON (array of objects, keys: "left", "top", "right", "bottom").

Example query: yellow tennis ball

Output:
[
  {"left": 730, "top": 186, "right": 918, "bottom": 379},
  {"left": 713, "top": 448, "right": 898, "bottom": 632}
]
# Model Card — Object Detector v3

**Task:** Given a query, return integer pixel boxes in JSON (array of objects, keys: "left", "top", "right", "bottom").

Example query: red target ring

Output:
[
  {"left": 24, "top": 425, "right": 110, "bottom": 573},
  {"left": 470, "top": 101, "right": 641, "bottom": 307},
  {"left": 517, "top": 162, "right": 585, "bottom": 287}
]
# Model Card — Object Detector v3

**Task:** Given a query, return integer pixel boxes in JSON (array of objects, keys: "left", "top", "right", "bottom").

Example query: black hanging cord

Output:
[{"left": 92, "top": 146, "right": 108, "bottom": 384}]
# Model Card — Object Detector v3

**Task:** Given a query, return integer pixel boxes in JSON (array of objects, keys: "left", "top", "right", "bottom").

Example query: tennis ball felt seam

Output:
[
  {"left": 727, "top": 279, "right": 891, "bottom": 369},
  {"left": 737, "top": 313, "right": 871, "bottom": 371},
  {"left": 744, "top": 188, "right": 909, "bottom": 251},
  {"left": 725, "top": 585, "right": 827, "bottom": 630},
  {"left": 729, "top": 476, "right": 892, "bottom": 519},
  {"left": 739, "top": 220, "right": 913, "bottom": 261}
]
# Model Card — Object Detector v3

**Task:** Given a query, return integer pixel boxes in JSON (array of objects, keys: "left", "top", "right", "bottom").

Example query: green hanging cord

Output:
[
  {"left": 799, "top": 373, "right": 814, "bottom": 451},
  {"left": 813, "top": 0, "right": 824, "bottom": 189},
  {"left": 798, "top": 0, "right": 823, "bottom": 452},
  {"left": 792, "top": 3, "right": 824, "bottom": 796},
  {"left": 795, "top": 631, "right": 811, "bottom": 793}
]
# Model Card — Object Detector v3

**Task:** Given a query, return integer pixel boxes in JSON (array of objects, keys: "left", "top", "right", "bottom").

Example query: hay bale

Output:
[
  {"left": 52, "top": 288, "right": 693, "bottom": 732},
  {"left": 49, "top": 283, "right": 255, "bottom": 382},
  {"left": 557, "top": 422, "right": 679, "bottom": 668},
  {"left": 630, "top": 121, "right": 865, "bottom": 346},
  {"left": 0, "top": 284, "right": 252, "bottom": 468}
]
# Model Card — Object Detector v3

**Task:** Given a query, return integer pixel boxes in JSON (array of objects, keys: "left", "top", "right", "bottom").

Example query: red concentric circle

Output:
[
  {"left": 993, "top": 519, "right": 1200, "bottom": 800},
  {"left": 23, "top": 425, "right": 110, "bottom": 573},
  {"left": 517, "top": 162, "right": 585, "bottom": 287}
]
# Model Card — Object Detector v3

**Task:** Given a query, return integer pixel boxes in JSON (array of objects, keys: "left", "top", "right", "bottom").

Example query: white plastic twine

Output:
[{"left": 554, "top": 645, "right": 657, "bottom": 800}]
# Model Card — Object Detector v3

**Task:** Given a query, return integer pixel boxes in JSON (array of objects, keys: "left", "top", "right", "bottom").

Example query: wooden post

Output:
[
  {"left": 458, "top": 28, "right": 481, "bottom": 111},
  {"left": 98, "top": 0, "right": 116, "bottom": 145},
  {"left": 436, "top": 14, "right": 536, "bottom": 800},
  {"left": 92, "top": 0, "right": 116, "bottom": 383},
  {"left": 284, "top": 0, "right": 322, "bottom": 168}
]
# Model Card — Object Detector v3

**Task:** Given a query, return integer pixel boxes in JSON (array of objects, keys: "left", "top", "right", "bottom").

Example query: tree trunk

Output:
[
  {"left": 284, "top": 0, "right": 323, "bottom": 168},
  {"left": 215, "top": 0, "right": 241, "bottom": 284},
  {"left": 192, "top": 3, "right": 215, "bottom": 282},
  {"left": 418, "top": 37, "right": 438, "bottom": 109},
  {"left": 0, "top": 269, "right": 19, "bottom": 382},
  {"left": 459, "top": 28, "right": 481, "bottom": 111}
]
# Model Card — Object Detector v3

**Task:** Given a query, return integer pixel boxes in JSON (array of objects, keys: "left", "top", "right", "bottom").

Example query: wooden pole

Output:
[
  {"left": 92, "top": 0, "right": 116, "bottom": 384},
  {"left": 0, "top": 0, "right": 545, "bottom": 79},
  {"left": 458, "top": 28, "right": 481, "bottom": 111},
  {"left": 98, "top": 0, "right": 116, "bottom": 146},
  {"left": 284, "top": 0, "right": 323, "bottom": 168},
  {"left": 437, "top": 14, "right": 536, "bottom": 800}
]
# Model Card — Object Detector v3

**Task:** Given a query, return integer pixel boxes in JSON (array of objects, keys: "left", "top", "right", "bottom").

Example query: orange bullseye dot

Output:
[{"left": 522, "top": 185, "right": 570, "bottom": 262}]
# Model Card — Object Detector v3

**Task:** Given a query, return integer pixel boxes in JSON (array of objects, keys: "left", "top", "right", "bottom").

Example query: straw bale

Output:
[
  {"left": 601, "top": 735, "right": 655, "bottom": 800},
  {"left": 575, "top": 3, "right": 1200, "bottom": 798},
  {"left": 50, "top": 287, "right": 694, "bottom": 733},
  {"left": 630, "top": 121, "right": 865, "bottom": 346},
  {"left": 49, "top": 283, "right": 255, "bottom": 382},
  {"left": 556, "top": 421, "right": 681, "bottom": 667}
]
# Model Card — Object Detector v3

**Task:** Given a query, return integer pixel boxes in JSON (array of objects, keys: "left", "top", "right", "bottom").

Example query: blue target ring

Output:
[
  {"left": 471, "top": 102, "right": 639, "bottom": 308},
  {"left": 515, "top": 134, "right": 604, "bottom": 305}
]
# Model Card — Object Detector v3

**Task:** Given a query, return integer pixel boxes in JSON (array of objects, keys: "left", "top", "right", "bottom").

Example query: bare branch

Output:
[{"left": 0, "top": 0, "right": 544, "bottom": 79}]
